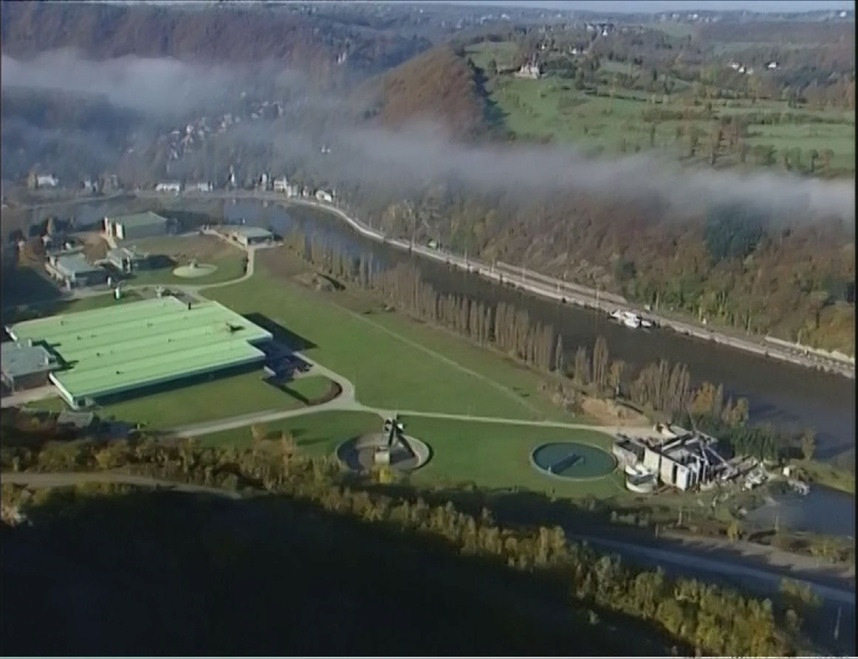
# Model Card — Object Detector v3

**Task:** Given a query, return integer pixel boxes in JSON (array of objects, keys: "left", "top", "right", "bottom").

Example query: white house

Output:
[
  {"left": 515, "top": 61, "right": 542, "bottom": 80},
  {"left": 187, "top": 182, "right": 213, "bottom": 192},
  {"left": 315, "top": 189, "right": 333, "bottom": 204},
  {"left": 36, "top": 175, "right": 58, "bottom": 188},
  {"left": 766, "top": 61, "right": 778, "bottom": 70},
  {"left": 273, "top": 177, "right": 289, "bottom": 193},
  {"left": 155, "top": 182, "right": 181, "bottom": 193}
]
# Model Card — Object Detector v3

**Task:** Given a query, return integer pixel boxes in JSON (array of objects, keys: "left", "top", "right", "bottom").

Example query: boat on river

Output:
[{"left": 609, "top": 309, "right": 655, "bottom": 330}]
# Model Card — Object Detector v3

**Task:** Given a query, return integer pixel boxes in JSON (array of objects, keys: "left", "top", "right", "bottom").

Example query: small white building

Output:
[
  {"left": 155, "top": 182, "right": 182, "bottom": 193},
  {"left": 515, "top": 61, "right": 542, "bottom": 80},
  {"left": 36, "top": 175, "right": 59, "bottom": 188},
  {"left": 315, "top": 189, "right": 333, "bottom": 204},
  {"left": 273, "top": 177, "right": 289, "bottom": 193},
  {"left": 187, "top": 182, "right": 213, "bottom": 192},
  {"left": 766, "top": 61, "right": 778, "bottom": 70}
]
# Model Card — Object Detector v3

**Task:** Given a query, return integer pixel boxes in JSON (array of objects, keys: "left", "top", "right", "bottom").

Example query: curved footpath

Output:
[{"left": 3, "top": 470, "right": 853, "bottom": 609}]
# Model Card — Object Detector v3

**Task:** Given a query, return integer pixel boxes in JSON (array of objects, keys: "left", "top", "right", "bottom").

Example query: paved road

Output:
[{"left": 1, "top": 471, "right": 242, "bottom": 499}]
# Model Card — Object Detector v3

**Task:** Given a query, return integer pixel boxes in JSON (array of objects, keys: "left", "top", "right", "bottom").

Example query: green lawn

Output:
[
  {"left": 402, "top": 416, "right": 624, "bottom": 499},
  {"left": 200, "top": 410, "right": 382, "bottom": 451},
  {"left": 208, "top": 257, "right": 576, "bottom": 421},
  {"left": 29, "top": 374, "right": 334, "bottom": 429},
  {"left": 199, "top": 408, "right": 625, "bottom": 500}
]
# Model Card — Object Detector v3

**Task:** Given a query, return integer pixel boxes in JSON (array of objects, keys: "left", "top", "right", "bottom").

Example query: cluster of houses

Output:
[
  {"left": 39, "top": 212, "right": 171, "bottom": 290},
  {"left": 728, "top": 61, "right": 779, "bottom": 76},
  {"left": 148, "top": 173, "right": 335, "bottom": 204}
]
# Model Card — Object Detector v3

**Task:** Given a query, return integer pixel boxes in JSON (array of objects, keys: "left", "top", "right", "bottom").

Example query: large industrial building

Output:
[
  {"left": 5, "top": 296, "right": 272, "bottom": 409},
  {"left": 103, "top": 212, "right": 170, "bottom": 241},
  {"left": 612, "top": 425, "right": 734, "bottom": 492}
]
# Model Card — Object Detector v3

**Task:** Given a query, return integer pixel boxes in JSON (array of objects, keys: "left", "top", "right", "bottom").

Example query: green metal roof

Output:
[
  {"left": 109, "top": 211, "right": 169, "bottom": 230},
  {"left": 7, "top": 296, "right": 271, "bottom": 401}
]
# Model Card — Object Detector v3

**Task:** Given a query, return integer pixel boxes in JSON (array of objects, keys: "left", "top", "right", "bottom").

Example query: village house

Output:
[
  {"left": 36, "top": 174, "right": 59, "bottom": 189},
  {"left": 515, "top": 60, "right": 542, "bottom": 80}
]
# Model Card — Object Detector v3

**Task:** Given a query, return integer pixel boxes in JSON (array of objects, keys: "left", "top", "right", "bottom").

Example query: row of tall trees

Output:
[{"left": 289, "top": 229, "right": 757, "bottom": 429}]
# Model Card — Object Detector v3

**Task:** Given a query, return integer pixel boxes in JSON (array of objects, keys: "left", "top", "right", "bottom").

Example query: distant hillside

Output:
[
  {"left": 365, "top": 46, "right": 495, "bottom": 140},
  {"left": 0, "top": 2, "right": 430, "bottom": 75}
]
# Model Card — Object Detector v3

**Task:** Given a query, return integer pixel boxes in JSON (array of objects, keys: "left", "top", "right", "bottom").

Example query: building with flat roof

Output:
[
  {"left": 1, "top": 340, "right": 59, "bottom": 391},
  {"left": 104, "top": 212, "right": 170, "bottom": 241},
  {"left": 6, "top": 296, "right": 273, "bottom": 409},
  {"left": 226, "top": 225, "right": 273, "bottom": 247},
  {"left": 45, "top": 252, "right": 108, "bottom": 289},
  {"left": 104, "top": 246, "right": 150, "bottom": 274}
]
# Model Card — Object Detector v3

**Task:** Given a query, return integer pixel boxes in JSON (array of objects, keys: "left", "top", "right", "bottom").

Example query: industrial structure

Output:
[
  {"left": 45, "top": 251, "right": 109, "bottom": 289},
  {"left": 1, "top": 340, "right": 59, "bottom": 392},
  {"left": 103, "top": 212, "right": 170, "bottom": 241},
  {"left": 5, "top": 296, "right": 272, "bottom": 409},
  {"left": 612, "top": 424, "right": 734, "bottom": 492},
  {"left": 104, "top": 246, "right": 150, "bottom": 274},
  {"left": 223, "top": 225, "right": 274, "bottom": 247}
]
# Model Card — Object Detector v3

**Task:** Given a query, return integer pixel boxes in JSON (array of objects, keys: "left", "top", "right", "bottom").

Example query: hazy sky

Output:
[{"left": 451, "top": 0, "right": 853, "bottom": 12}]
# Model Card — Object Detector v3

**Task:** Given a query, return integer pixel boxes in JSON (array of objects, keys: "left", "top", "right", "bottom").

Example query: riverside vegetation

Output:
[{"left": 283, "top": 228, "right": 842, "bottom": 473}]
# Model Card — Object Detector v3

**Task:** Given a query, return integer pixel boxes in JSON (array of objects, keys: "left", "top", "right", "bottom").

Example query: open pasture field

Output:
[
  {"left": 466, "top": 40, "right": 521, "bottom": 71},
  {"left": 473, "top": 44, "right": 855, "bottom": 175}
]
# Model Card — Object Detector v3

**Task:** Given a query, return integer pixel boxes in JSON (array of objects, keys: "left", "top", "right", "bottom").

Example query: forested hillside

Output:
[
  {"left": 0, "top": 2, "right": 430, "bottom": 76},
  {"left": 364, "top": 46, "right": 495, "bottom": 140}
]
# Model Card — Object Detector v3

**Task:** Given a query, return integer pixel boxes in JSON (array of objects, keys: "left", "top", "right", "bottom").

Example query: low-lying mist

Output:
[{"left": 2, "top": 50, "right": 854, "bottom": 226}]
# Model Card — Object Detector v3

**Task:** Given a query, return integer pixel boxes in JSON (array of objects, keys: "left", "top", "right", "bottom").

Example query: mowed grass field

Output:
[
  {"left": 402, "top": 416, "right": 623, "bottom": 499},
  {"left": 30, "top": 374, "right": 335, "bottom": 428},
  {"left": 209, "top": 248, "right": 580, "bottom": 422},
  {"left": 467, "top": 41, "right": 855, "bottom": 174},
  {"left": 199, "top": 409, "right": 624, "bottom": 500}
]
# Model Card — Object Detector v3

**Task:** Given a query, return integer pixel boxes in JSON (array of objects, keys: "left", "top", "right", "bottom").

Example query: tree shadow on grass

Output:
[{"left": 244, "top": 313, "right": 316, "bottom": 352}]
